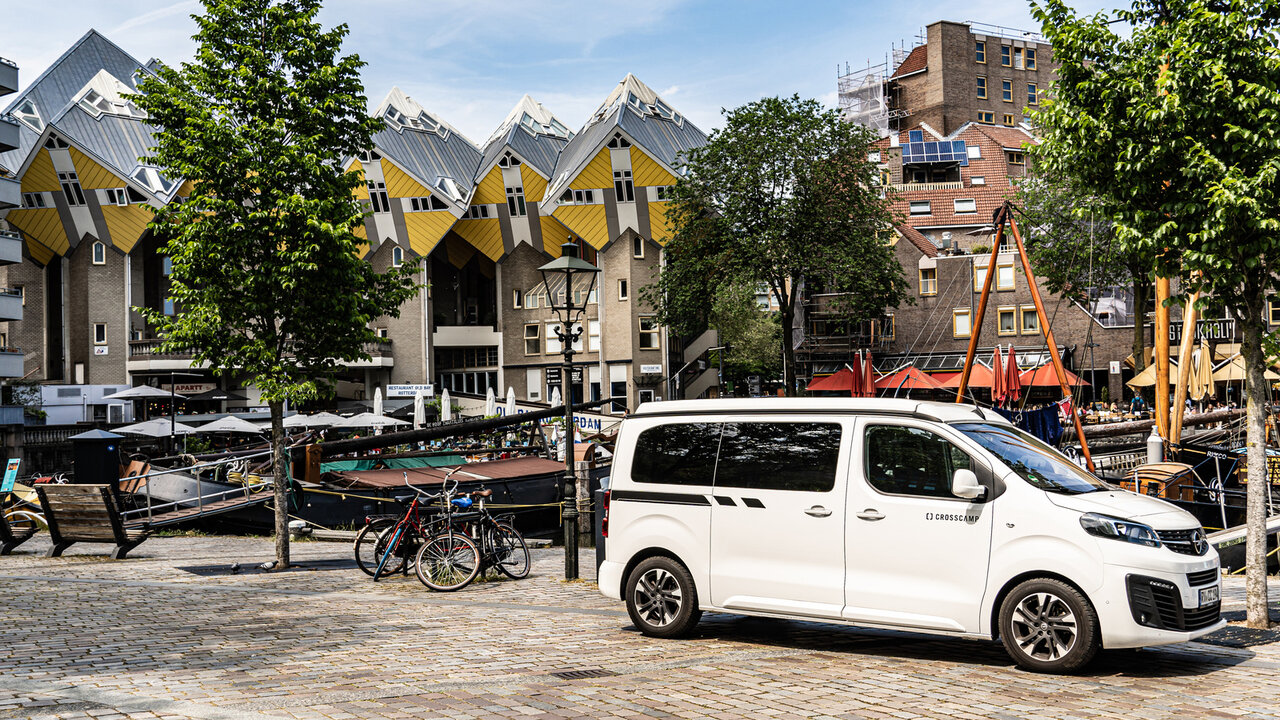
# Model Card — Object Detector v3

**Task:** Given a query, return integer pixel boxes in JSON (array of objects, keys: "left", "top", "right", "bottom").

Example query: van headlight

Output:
[{"left": 1080, "top": 512, "right": 1162, "bottom": 548}]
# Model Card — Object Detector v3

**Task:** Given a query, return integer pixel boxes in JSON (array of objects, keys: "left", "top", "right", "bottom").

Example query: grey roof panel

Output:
[
  {"left": 506, "top": 127, "right": 565, "bottom": 178},
  {"left": 374, "top": 124, "right": 481, "bottom": 196},
  {"left": 547, "top": 105, "right": 620, "bottom": 188},
  {"left": 53, "top": 106, "right": 159, "bottom": 181},
  {"left": 617, "top": 109, "right": 707, "bottom": 172},
  {"left": 3, "top": 30, "right": 144, "bottom": 127}
]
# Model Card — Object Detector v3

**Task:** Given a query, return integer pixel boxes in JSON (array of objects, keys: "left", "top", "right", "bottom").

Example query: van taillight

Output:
[{"left": 601, "top": 490, "right": 610, "bottom": 538}]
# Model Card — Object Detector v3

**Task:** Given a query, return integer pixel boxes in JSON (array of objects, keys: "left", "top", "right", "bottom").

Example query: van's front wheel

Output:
[
  {"left": 998, "top": 578, "right": 1099, "bottom": 673},
  {"left": 625, "top": 557, "right": 701, "bottom": 638}
]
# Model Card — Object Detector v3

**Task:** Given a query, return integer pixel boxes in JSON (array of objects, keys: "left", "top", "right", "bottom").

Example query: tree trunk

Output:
[
  {"left": 1239, "top": 296, "right": 1271, "bottom": 629},
  {"left": 269, "top": 398, "right": 290, "bottom": 569},
  {"left": 1132, "top": 274, "right": 1149, "bottom": 373},
  {"left": 780, "top": 301, "right": 796, "bottom": 397}
]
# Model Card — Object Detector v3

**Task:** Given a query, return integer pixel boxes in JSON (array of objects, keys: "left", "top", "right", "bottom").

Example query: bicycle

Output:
[
  {"left": 353, "top": 513, "right": 400, "bottom": 577},
  {"left": 373, "top": 470, "right": 480, "bottom": 590},
  {"left": 451, "top": 489, "right": 531, "bottom": 580}
]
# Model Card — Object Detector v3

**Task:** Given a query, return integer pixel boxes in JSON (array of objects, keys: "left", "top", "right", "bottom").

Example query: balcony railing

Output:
[
  {"left": 129, "top": 339, "right": 195, "bottom": 359},
  {"left": 129, "top": 338, "right": 392, "bottom": 360},
  {"left": 888, "top": 181, "right": 965, "bottom": 192}
]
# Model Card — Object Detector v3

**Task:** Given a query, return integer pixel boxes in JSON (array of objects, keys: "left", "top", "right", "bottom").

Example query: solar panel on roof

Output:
[
  {"left": 901, "top": 138, "right": 970, "bottom": 167},
  {"left": 908, "top": 130, "right": 923, "bottom": 143}
]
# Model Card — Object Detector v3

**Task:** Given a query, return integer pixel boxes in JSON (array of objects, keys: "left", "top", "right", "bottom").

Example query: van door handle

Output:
[
  {"left": 804, "top": 505, "right": 832, "bottom": 518},
  {"left": 856, "top": 509, "right": 885, "bottom": 521}
]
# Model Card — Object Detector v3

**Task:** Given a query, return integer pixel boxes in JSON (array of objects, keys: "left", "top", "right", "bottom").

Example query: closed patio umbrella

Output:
[
  {"left": 1005, "top": 346, "right": 1023, "bottom": 405},
  {"left": 992, "top": 347, "right": 1008, "bottom": 406},
  {"left": 1188, "top": 342, "right": 1215, "bottom": 401},
  {"left": 861, "top": 352, "right": 875, "bottom": 398},
  {"left": 441, "top": 388, "right": 453, "bottom": 421},
  {"left": 506, "top": 386, "right": 517, "bottom": 415},
  {"left": 485, "top": 386, "right": 497, "bottom": 416},
  {"left": 413, "top": 390, "right": 426, "bottom": 429},
  {"left": 373, "top": 387, "right": 383, "bottom": 418}
]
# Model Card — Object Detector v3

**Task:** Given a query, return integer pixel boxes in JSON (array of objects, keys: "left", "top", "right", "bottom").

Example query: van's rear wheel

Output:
[
  {"left": 998, "top": 578, "right": 1099, "bottom": 673},
  {"left": 625, "top": 556, "right": 701, "bottom": 638}
]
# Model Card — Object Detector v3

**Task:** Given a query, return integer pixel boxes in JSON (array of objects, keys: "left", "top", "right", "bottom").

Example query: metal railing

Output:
[
  {"left": 888, "top": 181, "right": 965, "bottom": 192},
  {"left": 129, "top": 339, "right": 196, "bottom": 358},
  {"left": 120, "top": 449, "right": 274, "bottom": 523}
]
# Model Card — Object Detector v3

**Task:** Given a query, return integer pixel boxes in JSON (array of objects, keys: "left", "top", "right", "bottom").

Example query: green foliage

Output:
[
  {"left": 643, "top": 95, "right": 908, "bottom": 393},
  {"left": 709, "top": 282, "right": 782, "bottom": 386},
  {"left": 133, "top": 0, "right": 421, "bottom": 407}
]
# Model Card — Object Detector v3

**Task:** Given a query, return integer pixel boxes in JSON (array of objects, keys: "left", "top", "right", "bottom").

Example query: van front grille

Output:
[
  {"left": 1156, "top": 528, "right": 1209, "bottom": 556},
  {"left": 1126, "top": 574, "right": 1220, "bottom": 631}
]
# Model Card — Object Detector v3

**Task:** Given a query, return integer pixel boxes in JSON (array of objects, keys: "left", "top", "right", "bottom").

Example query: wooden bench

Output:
[
  {"left": 0, "top": 508, "right": 38, "bottom": 555},
  {"left": 36, "top": 484, "right": 151, "bottom": 559}
]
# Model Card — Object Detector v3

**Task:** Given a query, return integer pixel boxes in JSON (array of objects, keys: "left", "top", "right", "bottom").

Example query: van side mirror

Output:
[{"left": 952, "top": 469, "right": 985, "bottom": 500}]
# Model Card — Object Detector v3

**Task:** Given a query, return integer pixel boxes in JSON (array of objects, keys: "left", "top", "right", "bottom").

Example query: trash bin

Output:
[
  {"left": 594, "top": 479, "right": 609, "bottom": 573},
  {"left": 68, "top": 429, "right": 124, "bottom": 489}
]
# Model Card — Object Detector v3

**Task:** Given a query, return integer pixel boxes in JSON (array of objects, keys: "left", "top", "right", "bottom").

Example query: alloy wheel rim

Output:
[
  {"left": 1010, "top": 591, "right": 1078, "bottom": 662},
  {"left": 633, "top": 568, "right": 682, "bottom": 627}
]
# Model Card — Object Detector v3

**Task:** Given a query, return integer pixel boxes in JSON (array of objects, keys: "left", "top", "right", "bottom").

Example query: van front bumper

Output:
[{"left": 1094, "top": 560, "right": 1227, "bottom": 649}]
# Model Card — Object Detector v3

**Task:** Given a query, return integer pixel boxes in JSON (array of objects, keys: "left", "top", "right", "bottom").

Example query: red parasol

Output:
[
  {"left": 1005, "top": 346, "right": 1023, "bottom": 404},
  {"left": 849, "top": 354, "right": 865, "bottom": 398},
  {"left": 941, "top": 363, "right": 996, "bottom": 388},
  {"left": 861, "top": 351, "right": 876, "bottom": 397},
  {"left": 875, "top": 365, "right": 946, "bottom": 391},
  {"left": 991, "top": 346, "right": 1008, "bottom": 406},
  {"left": 1019, "top": 363, "right": 1090, "bottom": 387},
  {"left": 807, "top": 367, "right": 857, "bottom": 392}
]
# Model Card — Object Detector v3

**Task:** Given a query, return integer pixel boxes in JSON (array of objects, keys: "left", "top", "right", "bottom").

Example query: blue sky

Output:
[{"left": 4, "top": 0, "right": 1112, "bottom": 143}]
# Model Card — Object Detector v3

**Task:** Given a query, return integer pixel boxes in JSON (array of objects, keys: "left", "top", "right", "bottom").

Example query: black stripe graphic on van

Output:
[
  {"left": 741, "top": 497, "right": 765, "bottom": 508},
  {"left": 611, "top": 490, "right": 711, "bottom": 506},
  {"left": 714, "top": 496, "right": 736, "bottom": 506}
]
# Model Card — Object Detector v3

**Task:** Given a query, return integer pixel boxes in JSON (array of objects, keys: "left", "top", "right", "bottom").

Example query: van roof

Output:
[{"left": 631, "top": 398, "right": 1011, "bottom": 424}]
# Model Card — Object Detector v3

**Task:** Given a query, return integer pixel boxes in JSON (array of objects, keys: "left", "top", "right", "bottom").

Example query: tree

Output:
[
  {"left": 1033, "top": 0, "right": 1280, "bottom": 628},
  {"left": 644, "top": 95, "right": 909, "bottom": 394},
  {"left": 708, "top": 282, "right": 782, "bottom": 393},
  {"left": 1017, "top": 177, "right": 1154, "bottom": 377},
  {"left": 135, "top": 0, "right": 420, "bottom": 567}
]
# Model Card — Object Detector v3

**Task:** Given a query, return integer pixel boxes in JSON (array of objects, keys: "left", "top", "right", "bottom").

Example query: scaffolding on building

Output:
[{"left": 837, "top": 45, "right": 913, "bottom": 137}]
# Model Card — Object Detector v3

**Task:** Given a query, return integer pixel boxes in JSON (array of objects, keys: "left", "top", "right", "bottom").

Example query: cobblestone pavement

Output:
[{"left": 2, "top": 535, "right": 1280, "bottom": 720}]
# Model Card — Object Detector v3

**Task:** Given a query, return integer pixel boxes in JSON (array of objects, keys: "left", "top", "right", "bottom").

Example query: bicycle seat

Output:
[
  {"left": 471, "top": 489, "right": 493, "bottom": 498},
  {"left": 393, "top": 494, "right": 416, "bottom": 504}
]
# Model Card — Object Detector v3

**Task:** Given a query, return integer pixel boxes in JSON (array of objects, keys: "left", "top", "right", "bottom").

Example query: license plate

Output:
[{"left": 1199, "top": 585, "right": 1220, "bottom": 606}]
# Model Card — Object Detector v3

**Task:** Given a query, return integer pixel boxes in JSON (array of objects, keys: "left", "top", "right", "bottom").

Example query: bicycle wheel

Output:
[
  {"left": 414, "top": 530, "right": 480, "bottom": 591},
  {"left": 354, "top": 518, "right": 396, "bottom": 577},
  {"left": 373, "top": 524, "right": 418, "bottom": 580},
  {"left": 492, "top": 522, "right": 531, "bottom": 579}
]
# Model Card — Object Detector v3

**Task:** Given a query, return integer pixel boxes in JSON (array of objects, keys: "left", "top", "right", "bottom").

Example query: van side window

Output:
[
  {"left": 632, "top": 423, "right": 721, "bottom": 485},
  {"left": 864, "top": 425, "right": 971, "bottom": 499},
  {"left": 715, "top": 422, "right": 841, "bottom": 492}
]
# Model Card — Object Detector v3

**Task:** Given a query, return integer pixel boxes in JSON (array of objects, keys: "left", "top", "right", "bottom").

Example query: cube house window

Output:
[{"left": 92, "top": 241, "right": 106, "bottom": 265}]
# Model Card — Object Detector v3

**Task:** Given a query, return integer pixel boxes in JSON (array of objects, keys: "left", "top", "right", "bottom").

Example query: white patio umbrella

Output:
[
  {"left": 441, "top": 388, "right": 452, "bottom": 421},
  {"left": 333, "top": 412, "right": 409, "bottom": 429},
  {"left": 485, "top": 386, "right": 497, "bottom": 416},
  {"left": 283, "top": 411, "right": 344, "bottom": 429},
  {"left": 196, "top": 415, "right": 266, "bottom": 434},
  {"left": 413, "top": 390, "right": 425, "bottom": 428},
  {"left": 505, "top": 387, "right": 516, "bottom": 415},
  {"left": 104, "top": 386, "right": 186, "bottom": 400},
  {"left": 115, "top": 417, "right": 198, "bottom": 437},
  {"left": 550, "top": 386, "right": 562, "bottom": 408},
  {"left": 373, "top": 387, "right": 383, "bottom": 417}
]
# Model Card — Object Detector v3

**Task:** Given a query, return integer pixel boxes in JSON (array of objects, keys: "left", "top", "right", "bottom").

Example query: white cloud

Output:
[{"left": 110, "top": 0, "right": 200, "bottom": 36}]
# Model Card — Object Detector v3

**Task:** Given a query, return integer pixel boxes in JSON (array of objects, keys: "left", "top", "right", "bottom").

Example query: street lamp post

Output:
[{"left": 538, "top": 240, "right": 601, "bottom": 580}]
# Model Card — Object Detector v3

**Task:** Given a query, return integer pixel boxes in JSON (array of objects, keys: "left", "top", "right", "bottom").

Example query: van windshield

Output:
[{"left": 952, "top": 422, "right": 1111, "bottom": 495}]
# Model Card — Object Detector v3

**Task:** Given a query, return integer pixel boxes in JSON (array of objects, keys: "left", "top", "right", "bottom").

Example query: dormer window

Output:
[
  {"left": 132, "top": 166, "right": 174, "bottom": 195},
  {"left": 13, "top": 99, "right": 42, "bottom": 132},
  {"left": 519, "top": 113, "right": 540, "bottom": 135},
  {"left": 436, "top": 176, "right": 466, "bottom": 202},
  {"left": 497, "top": 152, "right": 521, "bottom": 169},
  {"left": 356, "top": 150, "right": 372, "bottom": 163},
  {"left": 76, "top": 88, "right": 146, "bottom": 119}
]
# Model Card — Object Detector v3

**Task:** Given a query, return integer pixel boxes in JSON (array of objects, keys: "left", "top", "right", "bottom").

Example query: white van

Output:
[{"left": 598, "top": 398, "right": 1224, "bottom": 673}]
